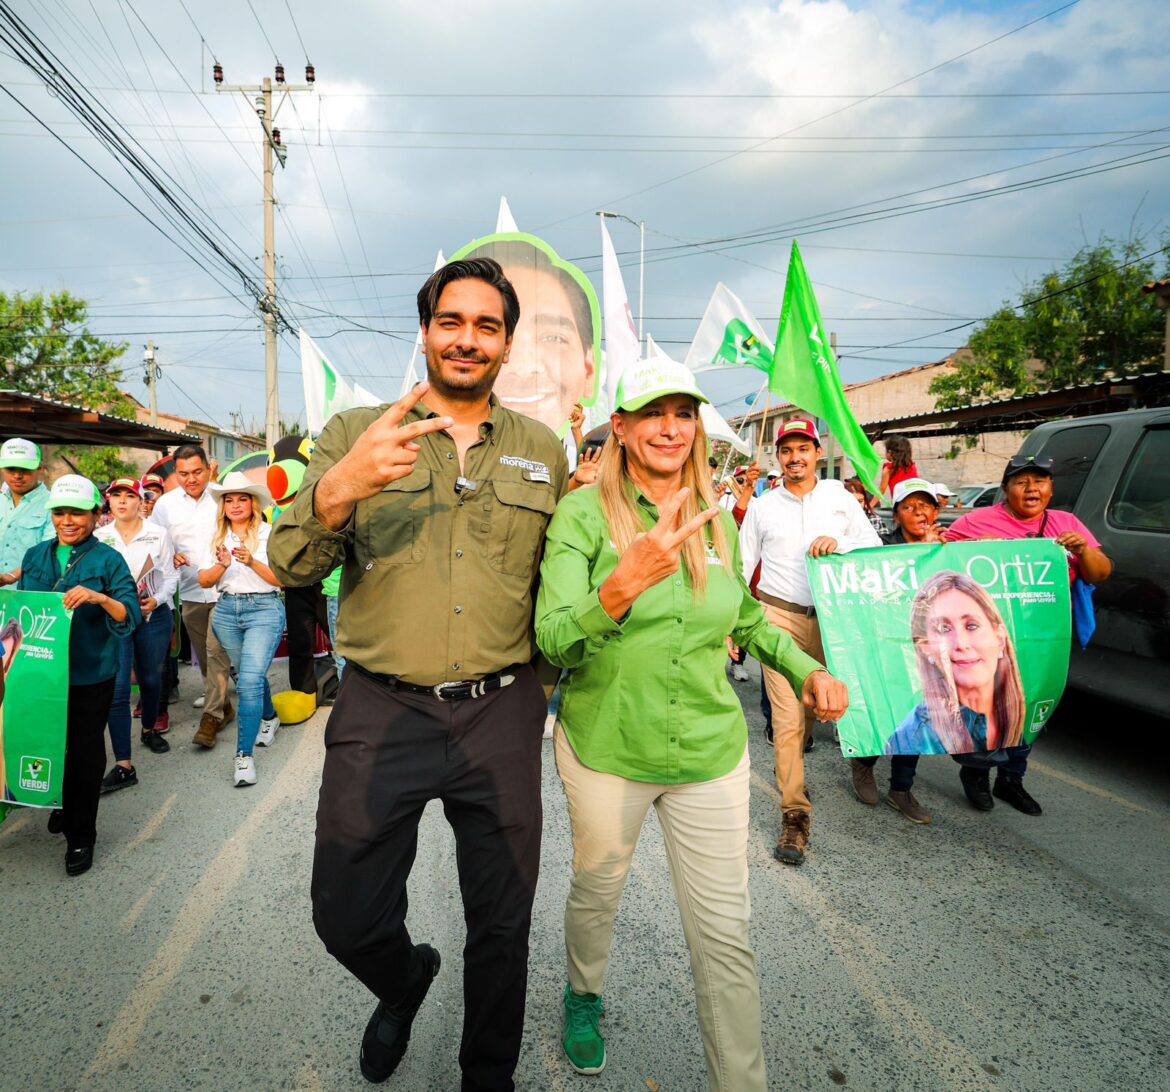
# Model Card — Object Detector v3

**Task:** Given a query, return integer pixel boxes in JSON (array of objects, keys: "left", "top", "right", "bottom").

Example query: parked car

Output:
[
  {"left": 1014, "top": 407, "right": 1169, "bottom": 719},
  {"left": 955, "top": 482, "right": 998, "bottom": 509}
]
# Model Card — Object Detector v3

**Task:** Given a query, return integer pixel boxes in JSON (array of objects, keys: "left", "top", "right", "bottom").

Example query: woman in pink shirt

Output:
[{"left": 944, "top": 454, "right": 1112, "bottom": 815}]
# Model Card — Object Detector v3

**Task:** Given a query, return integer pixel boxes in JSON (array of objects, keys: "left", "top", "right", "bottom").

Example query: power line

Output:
[{"left": 541, "top": 1, "right": 1085, "bottom": 227}]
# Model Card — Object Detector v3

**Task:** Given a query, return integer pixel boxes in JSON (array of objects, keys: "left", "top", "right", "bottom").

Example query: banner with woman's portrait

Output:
[
  {"left": 809, "top": 541, "right": 1072, "bottom": 757},
  {"left": 0, "top": 591, "right": 70, "bottom": 818}
]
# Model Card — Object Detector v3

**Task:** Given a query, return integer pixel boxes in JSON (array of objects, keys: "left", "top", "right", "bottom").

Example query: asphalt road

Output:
[{"left": 2, "top": 660, "right": 1168, "bottom": 1092}]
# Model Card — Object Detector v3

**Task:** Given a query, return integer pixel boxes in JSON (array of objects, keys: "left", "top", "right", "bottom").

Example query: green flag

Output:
[{"left": 771, "top": 241, "right": 882, "bottom": 494}]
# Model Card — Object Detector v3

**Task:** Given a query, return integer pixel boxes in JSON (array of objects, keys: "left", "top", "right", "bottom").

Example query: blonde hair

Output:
[
  {"left": 597, "top": 408, "right": 732, "bottom": 596},
  {"left": 212, "top": 492, "right": 263, "bottom": 555},
  {"left": 910, "top": 571, "right": 1025, "bottom": 751}
]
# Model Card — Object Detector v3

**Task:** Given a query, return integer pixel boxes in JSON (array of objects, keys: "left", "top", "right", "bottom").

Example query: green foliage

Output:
[
  {"left": 62, "top": 446, "right": 137, "bottom": 484},
  {"left": 0, "top": 290, "right": 130, "bottom": 414},
  {"left": 930, "top": 236, "right": 1169, "bottom": 410}
]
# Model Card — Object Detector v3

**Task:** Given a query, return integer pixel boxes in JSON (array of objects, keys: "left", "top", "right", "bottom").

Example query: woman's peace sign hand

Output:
[{"left": 599, "top": 488, "right": 721, "bottom": 621}]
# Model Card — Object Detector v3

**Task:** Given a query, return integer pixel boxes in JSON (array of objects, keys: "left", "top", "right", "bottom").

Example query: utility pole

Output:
[
  {"left": 216, "top": 62, "right": 315, "bottom": 445},
  {"left": 143, "top": 340, "right": 160, "bottom": 426}
]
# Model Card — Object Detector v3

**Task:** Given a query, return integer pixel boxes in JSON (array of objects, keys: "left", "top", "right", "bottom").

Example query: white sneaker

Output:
[
  {"left": 193, "top": 696, "right": 206, "bottom": 709},
  {"left": 256, "top": 716, "right": 280, "bottom": 747},
  {"left": 731, "top": 663, "right": 749, "bottom": 682},
  {"left": 544, "top": 714, "right": 557, "bottom": 740},
  {"left": 233, "top": 752, "right": 257, "bottom": 787}
]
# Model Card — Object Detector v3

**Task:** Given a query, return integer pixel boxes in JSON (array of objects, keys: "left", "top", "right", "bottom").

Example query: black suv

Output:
[{"left": 1014, "top": 407, "right": 1170, "bottom": 719}]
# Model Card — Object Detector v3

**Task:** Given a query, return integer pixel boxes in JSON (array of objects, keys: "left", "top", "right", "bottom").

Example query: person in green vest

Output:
[
  {"left": 18, "top": 474, "right": 141, "bottom": 876},
  {"left": 535, "top": 359, "right": 848, "bottom": 1090}
]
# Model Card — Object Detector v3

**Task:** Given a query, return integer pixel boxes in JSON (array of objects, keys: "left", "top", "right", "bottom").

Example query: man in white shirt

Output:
[
  {"left": 739, "top": 418, "right": 880, "bottom": 866},
  {"left": 151, "top": 445, "right": 234, "bottom": 746}
]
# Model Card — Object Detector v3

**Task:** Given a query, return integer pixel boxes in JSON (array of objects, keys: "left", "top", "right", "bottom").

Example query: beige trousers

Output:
[
  {"left": 181, "top": 601, "right": 231, "bottom": 719},
  {"left": 761, "top": 603, "right": 824, "bottom": 816},
  {"left": 555, "top": 727, "right": 765, "bottom": 1092}
]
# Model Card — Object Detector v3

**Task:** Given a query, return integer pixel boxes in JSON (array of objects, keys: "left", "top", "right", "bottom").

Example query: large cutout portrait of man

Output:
[{"left": 451, "top": 233, "right": 600, "bottom": 436}]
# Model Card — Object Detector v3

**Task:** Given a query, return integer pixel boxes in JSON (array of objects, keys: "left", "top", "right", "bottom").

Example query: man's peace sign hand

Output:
[
  {"left": 314, "top": 383, "right": 453, "bottom": 530},
  {"left": 599, "top": 487, "right": 721, "bottom": 621}
]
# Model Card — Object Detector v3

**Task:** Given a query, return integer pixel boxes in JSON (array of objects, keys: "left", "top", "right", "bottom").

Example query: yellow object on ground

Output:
[{"left": 272, "top": 690, "right": 317, "bottom": 725}]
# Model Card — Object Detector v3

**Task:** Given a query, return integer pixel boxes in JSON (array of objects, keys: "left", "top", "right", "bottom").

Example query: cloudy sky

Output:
[{"left": 2, "top": 0, "right": 1167, "bottom": 433}]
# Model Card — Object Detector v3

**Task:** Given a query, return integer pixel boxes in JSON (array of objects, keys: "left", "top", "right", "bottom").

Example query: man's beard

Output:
[{"left": 426, "top": 349, "right": 502, "bottom": 402}]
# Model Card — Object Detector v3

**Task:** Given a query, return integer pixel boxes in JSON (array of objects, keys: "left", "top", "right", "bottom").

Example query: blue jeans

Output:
[
  {"left": 108, "top": 604, "right": 173, "bottom": 761},
  {"left": 212, "top": 593, "right": 285, "bottom": 756},
  {"left": 325, "top": 593, "right": 345, "bottom": 679}
]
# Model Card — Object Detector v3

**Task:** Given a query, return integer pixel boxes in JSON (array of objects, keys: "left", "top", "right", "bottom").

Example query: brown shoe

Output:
[
  {"left": 887, "top": 790, "right": 932, "bottom": 825},
  {"left": 850, "top": 760, "right": 879, "bottom": 806},
  {"left": 773, "top": 811, "right": 810, "bottom": 866},
  {"left": 193, "top": 713, "right": 221, "bottom": 749},
  {"left": 217, "top": 700, "right": 235, "bottom": 731}
]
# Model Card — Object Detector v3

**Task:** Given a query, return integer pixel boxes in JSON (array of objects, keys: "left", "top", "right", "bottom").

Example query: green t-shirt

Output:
[
  {"left": 55, "top": 543, "right": 72, "bottom": 577},
  {"left": 321, "top": 565, "right": 341, "bottom": 598}
]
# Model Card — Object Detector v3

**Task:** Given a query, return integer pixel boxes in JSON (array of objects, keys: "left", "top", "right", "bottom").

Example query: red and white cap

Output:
[
  {"left": 776, "top": 417, "right": 821, "bottom": 445},
  {"left": 105, "top": 476, "right": 144, "bottom": 498}
]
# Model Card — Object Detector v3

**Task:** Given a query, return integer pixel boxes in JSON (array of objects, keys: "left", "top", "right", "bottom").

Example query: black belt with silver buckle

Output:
[{"left": 352, "top": 663, "right": 516, "bottom": 702}]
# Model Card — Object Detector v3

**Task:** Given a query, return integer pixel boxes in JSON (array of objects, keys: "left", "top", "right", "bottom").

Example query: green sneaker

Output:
[{"left": 562, "top": 983, "right": 606, "bottom": 1074}]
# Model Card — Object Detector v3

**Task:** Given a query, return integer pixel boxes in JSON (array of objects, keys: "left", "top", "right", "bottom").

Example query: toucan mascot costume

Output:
[{"left": 267, "top": 435, "right": 330, "bottom": 725}]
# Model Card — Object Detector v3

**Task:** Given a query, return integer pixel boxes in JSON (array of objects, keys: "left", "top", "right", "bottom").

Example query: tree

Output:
[
  {"left": 61, "top": 445, "right": 137, "bottom": 484},
  {"left": 930, "top": 236, "right": 1170, "bottom": 411},
  {"left": 0, "top": 290, "right": 131, "bottom": 416}
]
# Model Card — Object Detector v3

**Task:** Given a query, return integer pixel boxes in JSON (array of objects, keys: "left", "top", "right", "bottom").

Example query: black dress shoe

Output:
[
  {"left": 65, "top": 846, "right": 94, "bottom": 876},
  {"left": 994, "top": 777, "right": 1042, "bottom": 816},
  {"left": 959, "top": 766, "right": 994, "bottom": 811},
  {"left": 47, "top": 809, "right": 64, "bottom": 834},
  {"left": 360, "top": 944, "right": 441, "bottom": 1082}
]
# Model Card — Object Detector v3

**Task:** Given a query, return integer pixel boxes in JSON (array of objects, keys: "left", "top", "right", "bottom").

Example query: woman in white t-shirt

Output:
[
  {"left": 197, "top": 472, "right": 284, "bottom": 787},
  {"left": 95, "top": 477, "right": 179, "bottom": 788}
]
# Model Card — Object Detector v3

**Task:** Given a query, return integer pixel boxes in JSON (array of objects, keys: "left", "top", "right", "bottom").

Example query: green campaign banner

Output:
[
  {"left": 809, "top": 541, "right": 1071, "bottom": 758},
  {"left": 1, "top": 591, "right": 71, "bottom": 817}
]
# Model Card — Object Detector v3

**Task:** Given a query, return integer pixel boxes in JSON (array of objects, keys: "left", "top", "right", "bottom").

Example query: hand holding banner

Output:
[{"left": 809, "top": 541, "right": 1071, "bottom": 757}]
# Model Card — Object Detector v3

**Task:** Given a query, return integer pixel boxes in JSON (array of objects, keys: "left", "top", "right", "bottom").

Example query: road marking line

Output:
[
  {"left": 1026, "top": 760, "right": 1157, "bottom": 817},
  {"left": 85, "top": 726, "right": 321, "bottom": 1079},
  {"left": 749, "top": 770, "right": 997, "bottom": 1091},
  {"left": 120, "top": 871, "right": 167, "bottom": 932},
  {"left": 126, "top": 792, "right": 177, "bottom": 851}
]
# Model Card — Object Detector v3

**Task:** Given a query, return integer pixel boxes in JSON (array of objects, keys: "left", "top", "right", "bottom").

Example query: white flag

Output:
[
  {"left": 399, "top": 249, "right": 447, "bottom": 398},
  {"left": 684, "top": 282, "right": 774, "bottom": 375},
  {"left": 495, "top": 196, "right": 519, "bottom": 233},
  {"left": 300, "top": 329, "right": 382, "bottom": 434},
  {"left": 600, "top": 217, "right": 642, "bottom": 414}
]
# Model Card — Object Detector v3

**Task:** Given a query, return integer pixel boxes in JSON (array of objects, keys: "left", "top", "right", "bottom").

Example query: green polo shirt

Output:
[
  {"left": 268, "top": 394, "right": 569, "bottom": 685},
  {"left": 535, "top": 486, "right": 824, "bottom": 785}
]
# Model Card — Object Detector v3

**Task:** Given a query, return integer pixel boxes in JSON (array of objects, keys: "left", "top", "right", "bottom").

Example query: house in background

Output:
[
  {"left": 119, "top": 392, "right": 265, "bottom": 473},
  {"left": 730, "top": 351, "right": 1029, "bottom": 490}
]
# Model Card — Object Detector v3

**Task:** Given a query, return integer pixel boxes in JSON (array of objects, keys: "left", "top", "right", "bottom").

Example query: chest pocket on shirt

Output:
[
  {"left": 361, "top": 469, "right": 432, "bottom": 566},
  {"left": 487, "top": 479, "right": 557, "bottom": 578}
]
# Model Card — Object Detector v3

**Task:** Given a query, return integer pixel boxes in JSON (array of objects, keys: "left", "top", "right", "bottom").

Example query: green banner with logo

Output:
[
  {"left": 809, "top": 541, "right": 1071, "bottom": 757},
  {"left": 1, "top": 591, "right": 71, "bottom": 819}
]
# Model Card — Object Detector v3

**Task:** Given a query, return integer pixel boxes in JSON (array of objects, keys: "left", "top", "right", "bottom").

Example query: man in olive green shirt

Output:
[{"left": 269, "top": 257, "right": 567, "bottom": 1091}]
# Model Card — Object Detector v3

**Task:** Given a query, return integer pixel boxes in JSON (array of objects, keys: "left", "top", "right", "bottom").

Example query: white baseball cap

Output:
[
  {"left": 614, "top": 359, "right": 709, "bottom": 413},
  {"left": 0, "top": 438, "right": 41, "bottom": 470},
  {"left": 48, "top": 474, "right": 101, "bottom": 511},
  {"left": 933, "top": 482, "right": 956, "bottom": 497},
  {"left": 891, "top": 477, "right": 940, "bottom": 508}
]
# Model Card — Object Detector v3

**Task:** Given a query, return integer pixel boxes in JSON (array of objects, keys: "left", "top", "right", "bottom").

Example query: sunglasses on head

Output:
[{"left": 1006, "top": 454, "right": 1054, "bottom": 474}]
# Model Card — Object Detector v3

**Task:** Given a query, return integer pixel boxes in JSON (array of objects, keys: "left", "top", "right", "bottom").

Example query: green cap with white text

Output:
[{"left": 614, "top": 358, "right": 709, "bottom": 413}]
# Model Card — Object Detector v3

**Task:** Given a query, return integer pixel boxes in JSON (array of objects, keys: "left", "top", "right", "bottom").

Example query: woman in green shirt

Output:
[{"left": 536, "top": 359, "right": 848, "bottom": 1091}]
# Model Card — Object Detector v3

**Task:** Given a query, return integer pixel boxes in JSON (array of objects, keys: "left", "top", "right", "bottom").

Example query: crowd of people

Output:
[{"left": 0, "top": 256, "right": 1113, "bottom": 1090}]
